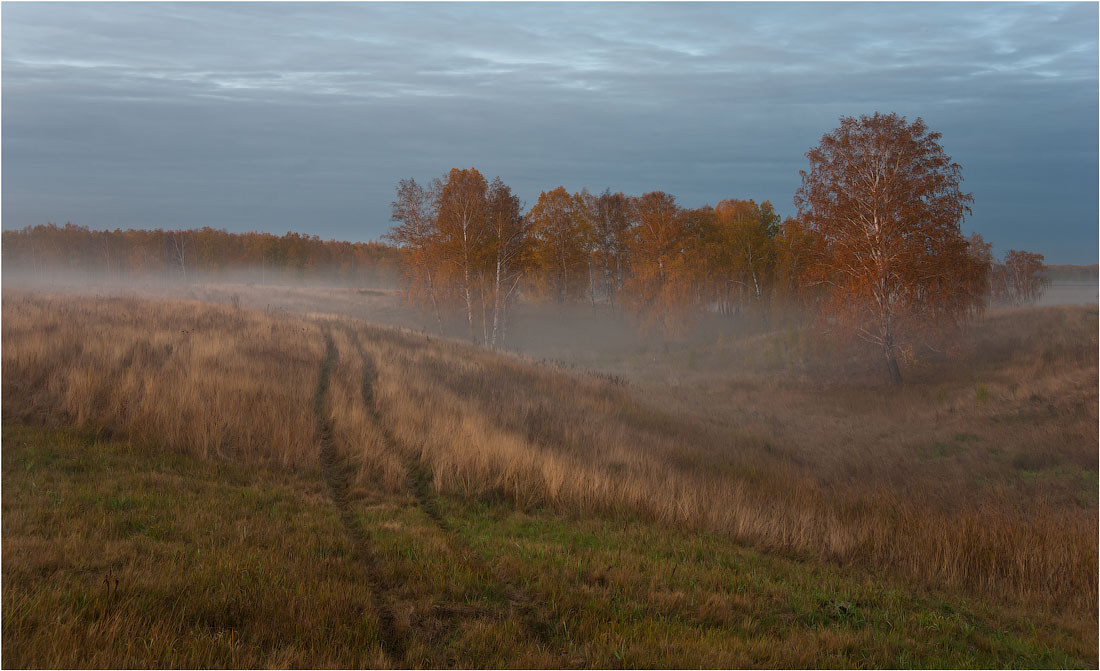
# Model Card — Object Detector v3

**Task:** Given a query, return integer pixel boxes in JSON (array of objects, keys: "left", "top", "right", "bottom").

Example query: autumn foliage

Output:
[
  {"left": 386, "top": 114, "right": 1049, "bottom": 373},
  {"left": 0, "top": 112, "right": 1053, "bottom": 380},
  {"left": 527, "top": 187, "right": 591, "bottom": 304},
  {"left": 794, "top": 113, "right": 991, "bottom": 383},
  {"left": 385, "top": 172, "right": 822, "bottom": 345},
  {"left": 387, "top": 168, "right": 527, "bottom": 346}
]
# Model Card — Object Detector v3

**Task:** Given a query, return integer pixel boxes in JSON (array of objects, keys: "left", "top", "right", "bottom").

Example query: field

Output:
[{"left": 2, "top": 286, "right": 1097, "bottom": 667}]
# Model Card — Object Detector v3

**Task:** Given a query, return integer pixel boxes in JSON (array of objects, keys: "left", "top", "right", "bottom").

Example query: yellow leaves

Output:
[{"left": 526, "top": 187, "right": 592, "bottom": 303}]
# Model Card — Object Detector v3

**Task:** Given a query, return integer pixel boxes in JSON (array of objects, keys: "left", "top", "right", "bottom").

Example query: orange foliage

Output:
[
  {"left": 526, "top": 187, "right": 592, "bottom": 303},
  {"left": 794, "top": 113, "right": 987, "bottom": 383},
  {"left": 385, "top": 122, "right": 1041, "bottom": 358},
  {"left": 386, "top": 169, "right": 526, "bottom": 346},
  {"left": 624, "top": 191, "right": 700, "bottom": 338}
]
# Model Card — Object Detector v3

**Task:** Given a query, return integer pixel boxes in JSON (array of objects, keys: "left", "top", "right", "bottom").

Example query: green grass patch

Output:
[
  {"left": 3, "top": 425, "right": 1095, "bottom": 668},
  {"left": 976, "top": 383, "right": 991, "bottom": 404}
]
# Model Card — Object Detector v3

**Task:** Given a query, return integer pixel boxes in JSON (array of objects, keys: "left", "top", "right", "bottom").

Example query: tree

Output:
[
  {"left": 436, "top": 168, "right": 490, "bottom": 341},
  {"left": 996, "top": 250, "right": 1048, "bottom": 306},
  {"left": 527, "top": 187, "right": 591, "bottom": 303},
  {"left": 773, "top": 216, "right": 825, "bottom": 313},
  {"left": 794, "top": 112, "right": 985, "bottom": 384},
  {"left": 385, "top": 177, "right": 445, "bottom": 334},
  {"left": 587, "top": 189, "right": 633, "bottom": 309},
  {"left": 963, "top": 232, "right": 995, "bottom": 307},
  {"left": 681, "top": 205, "right": 719, "bottom": 311},
  {"left": 711, "top": 199, "right": 780, "bottom": 318},
  {"left": 484, "top": 177, "right": 528, "bottom": 347},
  {"left": 625, "top": 191, "right": 698, "bottom": 338},
  {"left": 167, "top": 230, "right": 191, "bottom": 283},
  {"left": 385, "top": 170, "right": 526, "bottom": 346}
]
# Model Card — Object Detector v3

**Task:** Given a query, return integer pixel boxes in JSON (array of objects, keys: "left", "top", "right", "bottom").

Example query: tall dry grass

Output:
[
  {"left": 3, "top": 290, "right": 1095, "bottom": 615},
  {"left": 353, "top": 314, "right": 1096, "bottom": 613},
  {"left": 2, "top": 292, "right": 321, "bottom": 465}
]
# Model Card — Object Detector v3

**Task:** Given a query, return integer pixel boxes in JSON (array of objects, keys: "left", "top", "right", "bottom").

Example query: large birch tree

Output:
[{"left": 794, "top": 113, "right": 984, "bottom": 384}]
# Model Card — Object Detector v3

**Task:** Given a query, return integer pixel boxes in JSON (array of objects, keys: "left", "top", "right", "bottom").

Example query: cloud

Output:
[{"left": 2, "top": 2, "right": 1096, "bottom": 261}]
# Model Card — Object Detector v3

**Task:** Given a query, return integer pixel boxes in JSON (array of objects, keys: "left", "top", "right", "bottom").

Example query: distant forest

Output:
[
  {"left": 1045, "top": 265, "right": 1099, "bottom": 283},
  {"left": 1, "top": 223, "right": 398, "bottom": 286}
]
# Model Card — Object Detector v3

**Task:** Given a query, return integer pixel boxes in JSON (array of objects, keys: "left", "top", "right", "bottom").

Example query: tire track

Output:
[
  {"left": 313, "top": 326, "right": 406, "bottom": 662},
  {"left": 344, "top": 327, "right": 564, "bottom": 655}
]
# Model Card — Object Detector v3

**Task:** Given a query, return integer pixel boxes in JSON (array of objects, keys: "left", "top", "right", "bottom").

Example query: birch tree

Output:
[
  {"left": 996, "top": 250, "right": 1048, "bottom": 306},
  {"left": 385, "top": 177, "right": 446, "bottom": 334},
  {"left": 588, "top": 189, "right": 633, "bottom": 309},
  {"left": 168, "top": 230, "right": 190, "bottom": 283},
  {"left": 527, "top": 187, "right": 591, "bottom": 303},
  {"left": 484, "top": 177, "right": 528, "bottom": 348},
  {"left": 625, "top": 191, "right": 698, "bottom": 337},
  {"left": 794, "top": 113, "right": 984, "bottom": 384},
  {"left": 436, "top": 168, "right": 489, "bottom": 342}
]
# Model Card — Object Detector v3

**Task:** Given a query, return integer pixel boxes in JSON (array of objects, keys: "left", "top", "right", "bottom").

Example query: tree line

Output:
[
  {"left": 0, "top": 114, "right": 1055, "bottom": 383},
  {"left": 1, "top": 223, "right": 397, "bottom": 285},
  {"left": 966, "top": 237, "right": 1051, "bottom": 308},
  {"left": 387, "top": 167, "right": 813, "bottom": 346},
  {"left": 386, "top": 172, "right": 1048, "bottom": 347},
  {"left": 386, "top": 114, "right": 1052, "bottom": 384}
]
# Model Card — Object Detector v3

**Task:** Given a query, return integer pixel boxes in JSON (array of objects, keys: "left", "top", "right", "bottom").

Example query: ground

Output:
[
  {"left": 3, "top": 425, "right": 1093, "bottom": 668},
  {"left": 2, "top": 286, "right": 1096, "bottom": 667}
]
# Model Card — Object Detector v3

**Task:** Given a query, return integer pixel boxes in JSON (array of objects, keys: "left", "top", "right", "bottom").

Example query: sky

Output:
[{"left": 2, "top": 2, "right": 1097, "bottom": 263}]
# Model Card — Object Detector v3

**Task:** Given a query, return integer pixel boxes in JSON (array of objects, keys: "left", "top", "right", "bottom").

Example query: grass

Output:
[
  {"left": 2, "top": 288, "right": 1097, "bottom": 665},
  {"left": 4, "top": 425, "right": 1095, "bottom": 668},
  {"left": 350, "top": 305, "right": 1098, "bottom": 613},
  {"left": 2, "top": 425, "right": 388, "bottom": 668}
]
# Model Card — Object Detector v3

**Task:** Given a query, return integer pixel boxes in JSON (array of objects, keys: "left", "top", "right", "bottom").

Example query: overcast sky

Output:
[{"left": 3, "top": 2, "right": 1097, "bottom": 263}]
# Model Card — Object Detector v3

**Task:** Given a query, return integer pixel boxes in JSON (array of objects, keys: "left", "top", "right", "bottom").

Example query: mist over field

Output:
[
  {"left": 1038, "top": 281, "right": 1099, "bottom": 307},
  {"left": 1, "top": 251, "right": 1095, "bottom": 361}
]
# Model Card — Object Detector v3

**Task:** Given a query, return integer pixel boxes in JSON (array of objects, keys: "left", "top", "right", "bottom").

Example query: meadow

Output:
[{"left": 2, "top": 286, "right": 1096, "bottom": 667}]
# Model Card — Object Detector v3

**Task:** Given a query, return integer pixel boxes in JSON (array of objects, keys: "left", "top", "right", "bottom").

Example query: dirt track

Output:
[
  {"left": 314, "top": 324, "right": 567, "bottom": 664},
  {"left": 313, "top": 326, "right": 405, "bottom": 662}
]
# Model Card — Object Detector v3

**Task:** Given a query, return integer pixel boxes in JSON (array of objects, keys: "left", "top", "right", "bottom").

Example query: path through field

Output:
[
  {"left": 314, "top": 325, "right": 568, "bottom": 665},
  {"left": 313, "top": 326, "right": 405, "bottom": 660}
]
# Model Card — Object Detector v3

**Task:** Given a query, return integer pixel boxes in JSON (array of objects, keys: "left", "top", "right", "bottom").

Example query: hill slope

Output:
[{"left": 2, "top": 290, "right": 1096, "bottom": 666}]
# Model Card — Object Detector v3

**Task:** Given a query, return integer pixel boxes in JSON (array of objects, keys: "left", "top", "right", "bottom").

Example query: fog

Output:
[
  {"left": 1, "top": 264, "right": 744, "bottom": 363},
  {"left": 1, "top": 262, "right": 397, "bottom": 292},
  {"left": 1038, "top": 282, "right": 1098, "bottom": 307},
  {"left": 4, "top": 261, "right": 1095, "bottom": 370}
]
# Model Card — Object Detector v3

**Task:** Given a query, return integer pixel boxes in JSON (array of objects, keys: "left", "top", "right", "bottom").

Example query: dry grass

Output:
[
  {"left": 354, "top": 308, "right": 1097, "bottom": 614},
  {"left": 3, "top": 291, "right": 322, "bottom": 465},
  {"left": 7, "top": 425, "right": 1091, "bottom": 668},
  {"left": 3, "top": 288, "right": 1096, "bottom": 621}
]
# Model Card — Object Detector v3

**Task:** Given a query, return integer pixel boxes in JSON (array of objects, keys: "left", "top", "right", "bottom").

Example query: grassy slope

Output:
[{"left": 3, "top": 425, "right": 1094, "bottom": 669}]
